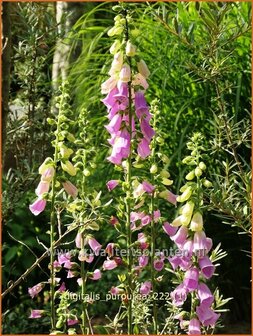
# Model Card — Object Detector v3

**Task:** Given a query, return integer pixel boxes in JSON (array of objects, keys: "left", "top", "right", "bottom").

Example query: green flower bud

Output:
[
  {"left": 186, "top": 170, "right": 195, "bottom": 181},
  {"left": 177, "top": 186, "right": 192, "bottom": 202},
  {"left": 203, "top": 179, "right": 213, "bottom": 188},
  {"left": 162, "top": 178, "right": 173, "bottom": 186},
  {"left": 150, "top": 164, "right": 158, "bottom": 174},
  {"left": 160, "top": 170, "right": 170, "bottom": 178},
  {"left": 83, "top": 168, "right": 91, "bottom": 177},
  {"left": 47, "top": 118, "right": 55, "bottom": 125},
  {"left": 171, "top": 215, "right": 183, "bottom": 227},
  {"left": 157, "top": 137, "right": 164, "bottom": 144},
  {"left": 190, "top": 212, "right": 203, "bottom": 232},
  {"left": 199, "top": 162, "right": 206, "bottom": 170},
  {"left": 61, "top": 161, "right": 77, "bottom": 176},
  {"left": 110, "top": 40, "right": 121, "bottom": 54},
  {"left": 131, "top": 28, "right": 141, "bottom": 37},
  {"left": 195, "top": 167, "right": 203, "bottom": 177}
]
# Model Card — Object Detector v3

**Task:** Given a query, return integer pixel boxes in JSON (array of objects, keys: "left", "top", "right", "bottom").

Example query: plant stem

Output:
[
  {"left": 80, "top": 234, "right": 87, "bottom": 334},
  {"left": 150, "top": 108, "right": 158, "bottom": 334},
  {"left": 125, "top": 11, "right": 133, "bottom": 335},
  {"left": 81, "top": 149, "right": 88, "bottom": 334},
  {"left": 49, "top": 94, "right": 63, "bottom": 331}
]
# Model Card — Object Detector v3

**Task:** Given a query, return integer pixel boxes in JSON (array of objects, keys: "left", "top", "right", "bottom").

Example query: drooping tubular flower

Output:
[
  {"left": 167, "top": 137, "right": 221, "bottom": 334},
  {"left": 101, "top": 31, "right": 155, "bottom": 165},
  {"left": 29, "top": 158, "right": 55, "bottom": 216}
]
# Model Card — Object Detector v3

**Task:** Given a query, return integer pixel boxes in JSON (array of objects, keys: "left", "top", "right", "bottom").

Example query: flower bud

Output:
[
  {"left": 119, "top": 63, "right": 131, "bottom": 82},
  {"left": 150, "top": 164, "right": 158, "bottom": 174},
  {"left": 195, "top": 167, "right": 203, "bottom": 177},
  {"left": 160, "top": 170, "right": 170, "bottom": 178},
  {"left": 171, "top": 215, "right": 183, "bottom": 227},
  {"left": 177, "top": 187, "right": 192, "bottom": 202},
  {"left": 203, "top": 179, "right": 213, "bottom": 188},
  {"left": 59, "top": 143, "right": 73, "bottom": 159},
  {"left": 186, "top": 170, "right": 195, "bottom": 181},
  {"left": 199, "top": 162, "right": 206, "bottom": 170},
  {"left": 83, "top": 168, "right": 91, "bottom": 177},
  {"left": 190, "top": 212, "right": 203, "bottom": 232},
  {"left": 182, "top": 201, "right": 195, "bottom": 216},
  {"left": 162, "top": 178, "right": 173, "bottom": 186},
  {"left": 107, "top": 25, "right": 124, "bottom": 37},
  {"left": 110, "top": 40, "right": 121, "bottom": 54},
  {"left": 126, "top": 41, "right": 137, "bottom": 57},
  {"left": 61, "top": 161, "right": 77, "bottom": 176},
  {"left": 137, "top": 60, "right": 150, "bottom": 78}
]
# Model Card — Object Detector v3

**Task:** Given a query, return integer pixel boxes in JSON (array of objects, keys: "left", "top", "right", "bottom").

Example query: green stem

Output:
[
  {"left": 125, "top": 11, "right": 133, "bottom": 335},
  {"left": 80, "top": 234, "right": 87, "bottom": 334},
  {"left": 49, "top": 95, "right": 63, "bottom": 331},
  {"left": 150, "top": 109, "right": 158, "bottom": 334}
]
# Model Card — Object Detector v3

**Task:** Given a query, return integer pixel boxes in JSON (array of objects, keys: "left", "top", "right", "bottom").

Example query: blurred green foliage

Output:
[{"left": 2, "top": 1, "right": 251, "bottom": 334}]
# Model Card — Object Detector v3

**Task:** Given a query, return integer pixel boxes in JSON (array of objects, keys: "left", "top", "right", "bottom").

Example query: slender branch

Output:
[{"left": 2, "top": 221, "right": 93, "bottom": 299}]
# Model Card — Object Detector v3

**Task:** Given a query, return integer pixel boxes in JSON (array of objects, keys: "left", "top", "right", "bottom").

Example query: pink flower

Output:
[
  {"left": 101, "top": 76, "right": 117, "bottom": 94},
  {"left": 75, "top": 232, "right": 82, "bottom": 249},
  {"left": 140, "top": 281, "right": 152, "bottom": 295},
  {"left": 193, "top": 231, "right": 208, "bottom": 257},
  {"left": 110, "top": 216, "right": 119, "bottom": 226},
  {"left": 137, "top": 138, "right": 151, "bottom": 158},
  {"left": 142, "top": 181, "right": 155, "bottom": 193},
  {"left": 182, "top": 239, "right": 194, "bottom": 258},
  {"left": 67, "top": 318, "right": 79, "bottom": 326},
  {"left": 103, "top": 259, "right": 118, "bottom": 270},
  {"left": 41, "top": 166, "right": 55, "bottom": 182},
  {"left": 105, "top": 114, "right": 123, "bottom": 134},
  {"left": 67, "top": 270, "right": 77, "bottom": 278},
  {"left": 134, "top": 91, "right": 150, "bottom": 120},
  {"left": 153, "top": 209, "right": 161, "bottom": 222},
  {"left": 110, "top": 286, "right": 120, "bottom": 295},
  {"left": 106, "top": 180, "right": 119, "bottom": 191},
  {"left": 35, "top": 181, "right": 50, "bottom": 196},
  {"left": 53, "top": 260, "right": 61, "bottom": 268},
  {"left": 133, "top": 73, "right": 149, "bottom": 90},
  {"left": 58, "top": 252, "right": 71, "bottom": 265},
  {"left": 102, "top": 87, "right": 118, "bottom": 109},
  {"left": 29, "top": 198, "right": 46, "bottom": 216},
  {"left": 140, "top": 119, "right": 155, "bottom": 142},
  {"left": 105, "top": 243, "right": 115, "bottom": 256},
  {"left": 78, "top": 250, "right": 94, "bottom": 263},
  {"left": 189, "top": 318, "right": 201, "bottom": 334},
  {"left": 167, "top": 190, "right": 177, "bottom": 205},
  {"left": 138, "top": 255, "right": 149, "bottom": 268},
  {"left": 168, "top": 256, "right": 182, "bottom": 270},
  {"left": 58, "top": 282, "right": 66, "bottom": 293},
  {"left": 62, "top": 181, "right": 78, "bottom": 198},
  {"left": 154, "top": 259, "right": 164, "bottom": 271},
  {"left": 29, "top": 310, "right": 43, "bottom": 319},
  {"left": 141, "top": 215, "right": 151, "bottom": 226},
  {"left": 163, "top": 222, "right": 178, "bottom": 237},
  {"left": 119, "top": 63, "right": 131, "bottom": 82},
  {"left": 183, "top": 267, "right": 199, "bottom": 292},
  {"left": 197, "top": 282, "right": 214, "bottom": 306},
  {"left": 199, "top": 256, "right": 215, "bottom": 279},
  {"left": 88, "top": 238, "right": 102, "bottom": 255},
  {"left": 28, "top": 283, "right": 44, "bottom": 299},
  {"left": 114, "top": 81, "right": 129, "bottom": 106},
  {"left": 196, "top": 304, "right": 220, "bottom": 327},
  {"left": 171, "top": 283, "right": 188, "bottom": 306},
  {"left": 138, "top": 232, "right": 149, "bottom": 249},
  {"left": 90, "top": 269, "right": 101, "bottom": 280},
  {"left": 171, "top": 226, "right": 188, "bottom": 247}
]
